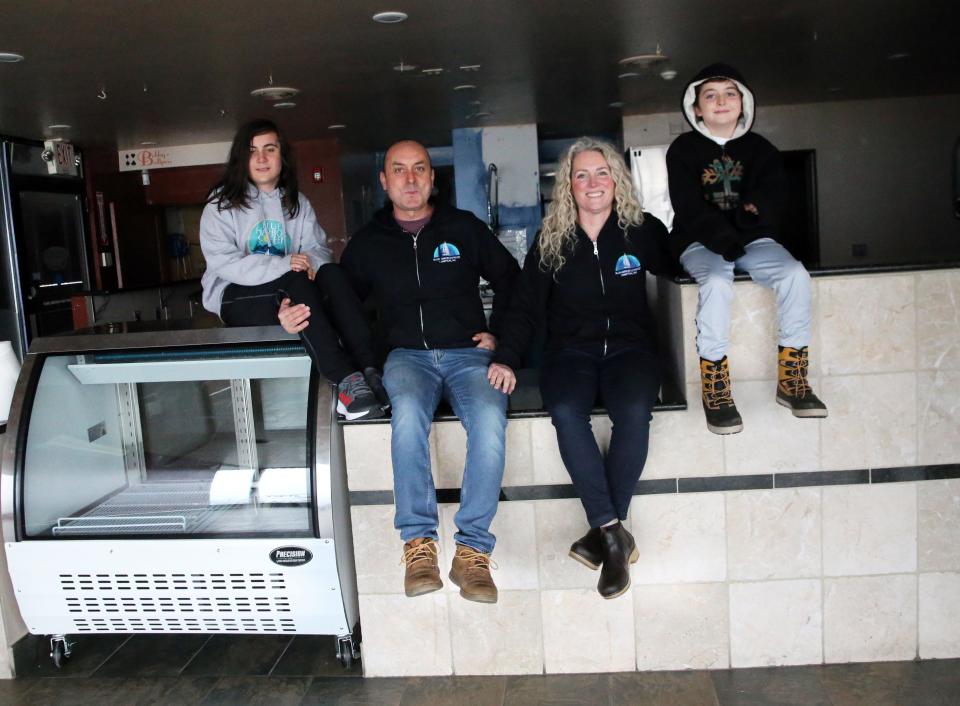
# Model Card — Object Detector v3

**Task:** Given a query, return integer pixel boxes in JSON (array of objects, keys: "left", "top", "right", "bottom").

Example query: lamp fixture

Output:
[
  {"left": 453, "top": 84, "right": 476, "bottom": 91},
  {"left": 660, "top": 69, "right": 677, "bottom": 80},
  {"left": 328, "top": 124, "right": 347, "bottom": 130},
  {"left": 47, "top": 124, "right": 71, "bottom": 130},
  {"left": 372, "top": 11, "right": 408, "bottom": 24},
  {"left": 273, "top": 101, "right": 297, "bottom": 109},
  {"left": 619, "top": 44, "right": 669, "bottom": 67},
  {"left": 0, "top": 52, "right": 24, "bottom": 63},
  {"left": 250, "top": 86, "right": 300, "bottom": 100}
]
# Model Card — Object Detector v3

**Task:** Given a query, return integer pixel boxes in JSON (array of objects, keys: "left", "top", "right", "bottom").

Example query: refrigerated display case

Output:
[{"left": 0, "top": 323, "right": 360, "bottom": 667}]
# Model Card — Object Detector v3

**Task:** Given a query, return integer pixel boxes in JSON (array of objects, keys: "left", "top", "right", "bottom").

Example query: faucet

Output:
[{"left": 486, "top": 163, "right": 499, "bottom": 231}]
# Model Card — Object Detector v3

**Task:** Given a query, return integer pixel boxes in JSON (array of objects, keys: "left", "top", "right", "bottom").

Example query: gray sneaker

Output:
[{"left": 337, "top": 371, "right": 383, "bottom": 420}]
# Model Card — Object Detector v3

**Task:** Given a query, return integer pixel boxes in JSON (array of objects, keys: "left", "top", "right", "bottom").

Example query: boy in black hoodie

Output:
[{"left": 667, "top": 63, "right": 827, "bottom": 434}]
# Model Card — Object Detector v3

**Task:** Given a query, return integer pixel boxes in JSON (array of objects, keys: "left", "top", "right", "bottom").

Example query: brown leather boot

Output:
[
  {"left": 401, "top": 538, "right": 442, "bottom": 597},
  {"left": 777, "top": 346, "right": 828, "bottom": 418},
  {"left": 449, "top": 544, "right": 498, "bottom": 604}
]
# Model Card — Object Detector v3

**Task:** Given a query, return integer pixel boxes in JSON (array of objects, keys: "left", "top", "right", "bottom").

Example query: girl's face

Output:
[{"left": 248, "top": 131, "right": 282, "bottom": 191}]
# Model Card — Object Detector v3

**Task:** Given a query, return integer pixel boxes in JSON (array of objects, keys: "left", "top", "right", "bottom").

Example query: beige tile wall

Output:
[{"left": 346, "top": 269, "right": 960, "bottom": 675}]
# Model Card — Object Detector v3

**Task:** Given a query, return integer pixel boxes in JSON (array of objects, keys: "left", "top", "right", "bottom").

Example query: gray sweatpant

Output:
[{"left": 680, "top": 238, "right": 813, "bottom": 362}]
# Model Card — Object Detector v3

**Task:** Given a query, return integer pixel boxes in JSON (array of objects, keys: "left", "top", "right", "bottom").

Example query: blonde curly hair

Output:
[{"left": 538, "top": 138, "right": 643, "bottom": 272}]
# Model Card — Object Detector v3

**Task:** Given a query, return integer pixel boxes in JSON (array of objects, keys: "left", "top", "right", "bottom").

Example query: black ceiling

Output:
[{"left": 1, "top": 0, "right": 957, "bottom": 151}]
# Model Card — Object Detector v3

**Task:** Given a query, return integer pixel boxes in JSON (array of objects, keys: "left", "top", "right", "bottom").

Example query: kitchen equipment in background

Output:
[{"left": 0, "top": 140, "right": 91, "bottom": 357}]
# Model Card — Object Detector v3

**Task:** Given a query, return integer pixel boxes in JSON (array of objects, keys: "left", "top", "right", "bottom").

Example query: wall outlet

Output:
[{"left": 851, "top": 243, "right": 868, "bottom": 257}]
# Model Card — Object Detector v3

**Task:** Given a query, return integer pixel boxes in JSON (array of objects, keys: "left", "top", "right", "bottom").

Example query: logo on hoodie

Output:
[
  {"left": 614, "top": 254, "right": 642, "bottom": 277},
  {"left": 249, "top": 220, "right": 290, "bottom": 256},
  {"left": 702, "top": 156, "right": 743, "bottom": 211},
  {"left": 432, "top": 242, "right": 461, "bottom": 263}
]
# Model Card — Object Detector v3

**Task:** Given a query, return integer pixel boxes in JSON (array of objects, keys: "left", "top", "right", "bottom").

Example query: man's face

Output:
[
  {"left": 694, "top": 80, "right": 743, "bottom": 135},
  {"left": 380, "top": 141, "right": 434, "bottom": 217},
  {"left": 248, "top": 131, "right": 282, "bottom": 191}
]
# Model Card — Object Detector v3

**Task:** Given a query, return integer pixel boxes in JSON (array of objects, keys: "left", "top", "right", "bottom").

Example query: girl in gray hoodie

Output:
[{"left": 200, "top": 119, "right": 385, "bottom": 419}]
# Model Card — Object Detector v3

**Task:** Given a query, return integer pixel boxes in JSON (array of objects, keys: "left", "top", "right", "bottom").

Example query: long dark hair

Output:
[{"left": 207, "top": 118, "right": 300, "bottom": 217}]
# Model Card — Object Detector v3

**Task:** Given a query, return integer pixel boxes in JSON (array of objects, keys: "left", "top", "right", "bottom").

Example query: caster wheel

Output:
[
  {"left": 338, "top": 650, "right": 352, "bottom": 669},
  {"left": 50, "top": 641, "right": 67, "bottom": 669}
]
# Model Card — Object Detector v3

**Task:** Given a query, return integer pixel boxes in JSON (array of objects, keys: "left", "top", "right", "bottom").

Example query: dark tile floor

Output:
[{"left": 3, "top": 634, "right": 959, "bottom": 705}]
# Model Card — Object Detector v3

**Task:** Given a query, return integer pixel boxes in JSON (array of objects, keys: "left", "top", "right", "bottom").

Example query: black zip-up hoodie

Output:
[
  {"left": 493, "top": 212, "right": 678, "bottom": 370},
  {"left": 666, "top": 63, "right": 787, "bottom": 261},
  {"left": 340, "top": 204, "right": 520, "bottom": 350}
]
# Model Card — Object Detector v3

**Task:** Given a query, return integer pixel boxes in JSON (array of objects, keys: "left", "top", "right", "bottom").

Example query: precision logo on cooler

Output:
[{"left": 269, "top": 546, "right": 313, "bottom": 566}]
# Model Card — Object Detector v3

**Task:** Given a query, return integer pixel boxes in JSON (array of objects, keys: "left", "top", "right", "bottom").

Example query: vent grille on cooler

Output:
[
  {"left": 57, "top": 572, "right": 297, "bottom": 633},
  {"left": 58, "top": 572, "right": 287, "bottom": 592},
  {"left": 71, "top": 616, "right": 297, "bottom": 632}
]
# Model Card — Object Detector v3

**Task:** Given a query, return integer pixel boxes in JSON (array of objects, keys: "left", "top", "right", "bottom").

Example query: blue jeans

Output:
[
  {"left": 540, "top": 344, "right": 660, "bottom": 527},
  {"left": 384, "top": 347, "right": 508, "bottom": 553}
]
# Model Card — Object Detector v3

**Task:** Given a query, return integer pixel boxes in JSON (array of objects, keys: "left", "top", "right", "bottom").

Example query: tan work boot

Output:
[
  {"left": 401, "top": 538, "right": 442, "bottom": 597},
  {"left": 449, "top": 544, "right": 498, "bottom": 604},
  {"left": 777, "top": 346, "right": 828, "bottom": 418},
  {"left": 700, "top": 356, "right": 743, "bottom": 434}
]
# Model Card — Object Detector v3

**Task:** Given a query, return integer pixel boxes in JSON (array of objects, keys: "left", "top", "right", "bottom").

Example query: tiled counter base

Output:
[{"left": 344, "top": 267, "right": 960, "bottom": 676}]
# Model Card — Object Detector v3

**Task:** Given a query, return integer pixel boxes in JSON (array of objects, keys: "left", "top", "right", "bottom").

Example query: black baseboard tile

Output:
[
  {"left": 678, "top": 474, "right": 773, "bottom": 493},
  {"left": 436, "top": 488, "right": 461, "bottom": 503},
  {"left": 634, "top": 478, "right": 678, "bottom": 495},
  {"left": 775, "top": 469, "right": 869, "bottom": 488},
  {"left": 871, "top": 464, "right": 960, "bottom": 483},
  {"left": 500, "top": 484, "right": 580, "bottom": 501},
  {"left": 348, "top": 490, "right": 394, "bottom": 505}
]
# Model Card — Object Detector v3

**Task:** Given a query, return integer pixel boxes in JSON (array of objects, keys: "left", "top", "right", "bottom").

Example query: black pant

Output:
[
  {"left": 539, "top": 343, "right": 660, "bottom": 527},
  {"left": 220, "top": 264, "right": 376, "bottom": 384}
]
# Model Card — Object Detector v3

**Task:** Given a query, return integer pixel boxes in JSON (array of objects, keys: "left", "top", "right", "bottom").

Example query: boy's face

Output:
[{"left": 694, "top": 80, "right": 742, "bottom": 136}]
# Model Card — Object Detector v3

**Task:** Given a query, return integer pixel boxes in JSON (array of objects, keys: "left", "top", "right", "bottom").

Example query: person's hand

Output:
[
  {"left": 473, "top": 332, "right": 497, "bottom": 350},
  {"left": 278, "top": 297, "right": 310, "bottom": 333},
  {"left": 290, "top": 253, "right": 311, "bottom": 272},
  {"left": 487, "top": 362, "right": 516, "bottom": 394},
  {"left": 743, "top": 203, "right": 759, "bottom": 216},
  {"left": 307, "top": 267, "right": 316, "bottom": 281}
]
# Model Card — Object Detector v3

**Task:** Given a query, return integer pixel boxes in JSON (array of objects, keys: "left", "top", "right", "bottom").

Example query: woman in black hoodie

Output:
[{"left": 488, "top": 138, "right": 676, "bottom": 599}]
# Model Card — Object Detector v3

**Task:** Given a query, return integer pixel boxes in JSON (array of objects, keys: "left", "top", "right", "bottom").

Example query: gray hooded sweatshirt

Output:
[{"left": 200, "top": 184, "right": 332, "bottom": 316}]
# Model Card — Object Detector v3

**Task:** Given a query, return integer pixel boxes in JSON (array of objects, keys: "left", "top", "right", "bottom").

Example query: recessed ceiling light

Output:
[
  {"left": 140, "top": 141, "right": 157, "bottom": 146},
  {"left": 328, "top": 124, "right": 347, "bottom": 130},
  {"left": 473, "top": 111, "right": 492, "bottom": 118},
  {"left": 453, "top": 84, "right": 476, "bottom": 91},
  {"left": 0, "top": 52, "right": 24, "bottom": 63},
  {"left": 372, "top": 11, "right": 408, "bottom": 24},
  {"left": 660, "top": 69, "right": 677, "bottom": 80},
  {"left": 251, "top": 86, "right": 300, "bottom": 100},
  {"left": 273, "top": 101, "right": 297, "bottom": 109},
  {"left": 887, "top": 51, "right": 910, "bottom": 60},
  {"left": 393, "top": 62, "right": 417, "bottom": 72},
  {"left": 421, "top": 67, "right": 444, "bottom": 75},
  {"left": 47, "top": 124, "right": 71, "bottom": 130},
  {"left": 608, "top": 101, "right": 624, "bottom": 108},
  {"left": 459, "top": 64, "right": 481, "bottom": 71},
  {"left": 618, "top": 72, "right": 640, "bottom": 79},
  {"left": 619, "top": 47, "right": 669, "bottom": 67}
]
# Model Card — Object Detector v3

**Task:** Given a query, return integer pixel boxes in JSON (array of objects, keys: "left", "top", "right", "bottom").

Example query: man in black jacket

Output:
[
  {"left": 667, "top": 63, "right": 827, "bottom": 435},
  {"left": 337, "top": 140, "right": 519, "bottom": 603}
]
